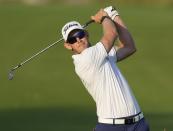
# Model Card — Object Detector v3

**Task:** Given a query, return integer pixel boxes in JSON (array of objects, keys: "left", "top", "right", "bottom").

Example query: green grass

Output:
[{"left": 0, "top": 4, "right": 173, "bottom": 131}]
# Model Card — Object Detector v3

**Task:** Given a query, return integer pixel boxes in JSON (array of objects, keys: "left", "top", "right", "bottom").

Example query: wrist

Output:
[
  {"left": 112, "top": 15, "right": 120, "bottom": 23},
  {"left": 111, "top": 12, "right": 120, "bottom": 21},
  {"left": 100, "top": 16, "right": 110, "bottom": 24},
  {"left": 104, "top": 6, "right": 119, "bottom": 21}
]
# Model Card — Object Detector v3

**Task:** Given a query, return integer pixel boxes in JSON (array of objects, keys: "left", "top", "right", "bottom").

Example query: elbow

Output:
[
  {"left": 126, "top": 42, "right": 137, "bottom": 55},
  {"left": 131, "top": 46, "right": 137, "bottom": 54}
]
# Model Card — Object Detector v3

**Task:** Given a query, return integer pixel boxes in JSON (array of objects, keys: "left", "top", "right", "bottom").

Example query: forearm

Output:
[
  {"left": 101, "top": 17, "right": 117, "bottom": 52},
  {"left": 113, "top": 16, "right": 136, "bottom": 61},
  {"left": 114, "top": 16, "right": 135, "bottom": 48},
  {"left": 91, "top": 9, "right": 118, "bottom": 53},
  {"left": 102, "top": 17, "right": 118, "bottom": 44},
  {"left": 102, "top": 17, "right": 117, "bottom": 36}
]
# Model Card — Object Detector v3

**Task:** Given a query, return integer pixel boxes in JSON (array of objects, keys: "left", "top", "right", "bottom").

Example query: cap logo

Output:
[{"left": 63, "top": 23, "right": 78, "bottom": 34}]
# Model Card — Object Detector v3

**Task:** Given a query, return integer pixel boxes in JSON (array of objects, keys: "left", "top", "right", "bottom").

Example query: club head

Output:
[{"left": 8, "top": 70, "right": 15, "bottom": 80}]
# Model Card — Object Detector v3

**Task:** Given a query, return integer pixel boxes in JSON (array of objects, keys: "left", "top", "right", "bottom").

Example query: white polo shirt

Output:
[{"left": 72, "top": 42, "right": 141, "bottom": 119}]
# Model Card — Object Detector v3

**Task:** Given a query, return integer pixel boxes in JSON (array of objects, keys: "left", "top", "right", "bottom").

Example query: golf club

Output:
[{"left": 8, "top": 20, "right": 94, "bottom": 80}]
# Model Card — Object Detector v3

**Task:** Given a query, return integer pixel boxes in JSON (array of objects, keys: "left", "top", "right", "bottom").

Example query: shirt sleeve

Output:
[
  {"left": 73, "top": 42, "right": 116, "bottom": 71},
  {"left": 72, "top": 42, "right": 108, "bottom": 82}
]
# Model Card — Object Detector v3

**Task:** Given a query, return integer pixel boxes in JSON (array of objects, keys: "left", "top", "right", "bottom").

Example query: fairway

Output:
[{"left": 0, "top": 4, "right": 173, "bottom": 131}]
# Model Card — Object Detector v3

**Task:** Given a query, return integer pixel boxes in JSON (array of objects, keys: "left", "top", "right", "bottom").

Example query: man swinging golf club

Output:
[{"left": 62, "top": 6, "right": 150, "bottom": 131}]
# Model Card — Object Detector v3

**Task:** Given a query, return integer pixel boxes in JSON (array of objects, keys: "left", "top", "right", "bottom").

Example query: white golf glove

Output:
[{"left": 104, "top": 6, "right": 119, "bottom": 20}]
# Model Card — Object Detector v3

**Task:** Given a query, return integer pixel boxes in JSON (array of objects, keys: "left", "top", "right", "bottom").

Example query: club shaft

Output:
[
  {"left": 11, "top": 20, "right": 94, "bottom": 71},
  {"left": 20, "top": 38, "right": 63, "bottom": 65},
  {"left": 82, "top": 20, "right": 94, "bottom": 28},
  {"left": 12, "top": 38, "right": 63, "bottom": 71}
]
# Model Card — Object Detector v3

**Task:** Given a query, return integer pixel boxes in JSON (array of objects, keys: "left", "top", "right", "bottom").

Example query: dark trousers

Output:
[{"left": 94, "top": 118, "right": 150, "bottom": 131}]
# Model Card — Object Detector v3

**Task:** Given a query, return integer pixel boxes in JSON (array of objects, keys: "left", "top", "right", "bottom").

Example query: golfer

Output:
[{"left": 62, "top": 6, "right": 149, "bottom": 131}]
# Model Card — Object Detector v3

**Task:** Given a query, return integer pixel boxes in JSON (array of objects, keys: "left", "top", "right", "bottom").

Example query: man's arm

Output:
[
  {"left": 91, "top": 9, "right": 118, "bottom": 53},
  {"left": 104, "top": 6, "right": 136, "bottom": 62},
  {"left": 113, "top": 16, "right": 136, "bottom": 62}
]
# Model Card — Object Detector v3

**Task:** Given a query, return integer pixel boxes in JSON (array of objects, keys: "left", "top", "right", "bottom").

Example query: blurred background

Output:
[{"left": 0, "top": 0, "right": 173, "bottom": 131}]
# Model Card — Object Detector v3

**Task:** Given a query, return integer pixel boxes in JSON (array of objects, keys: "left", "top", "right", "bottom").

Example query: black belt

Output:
[{"left": 98, "top": 112, "right": 144, "bottom": 125}]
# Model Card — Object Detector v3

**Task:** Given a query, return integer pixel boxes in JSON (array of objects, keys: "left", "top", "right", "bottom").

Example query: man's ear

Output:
[
  {"left": 76, "top": 38, "right": 82, "bottom": 47},
  {"left": 76, "top": 38, "right": 81, "bottom": 43},
  {"left": 64, "top": 43, "right": 72, "bottom": 50}
]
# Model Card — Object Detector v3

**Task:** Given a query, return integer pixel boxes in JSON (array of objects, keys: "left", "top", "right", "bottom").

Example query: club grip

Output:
[{"left": 83, "top": 20, "right": 94, "bottom": 28}]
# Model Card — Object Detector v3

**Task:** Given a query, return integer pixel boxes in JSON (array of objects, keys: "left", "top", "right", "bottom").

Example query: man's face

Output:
[{"left": 64, "top": 30, "right": 90, "bottom": 54}]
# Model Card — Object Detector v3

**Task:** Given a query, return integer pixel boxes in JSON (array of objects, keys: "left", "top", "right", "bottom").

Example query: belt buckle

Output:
[{"left": 125, "top": 118, "right": 134, "bottom": 124}]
